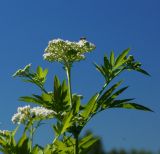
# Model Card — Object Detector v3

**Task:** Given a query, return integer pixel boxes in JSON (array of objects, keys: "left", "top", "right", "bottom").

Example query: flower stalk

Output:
[{"left": 65, "top": 65, "right": 73, "bottom": 107}]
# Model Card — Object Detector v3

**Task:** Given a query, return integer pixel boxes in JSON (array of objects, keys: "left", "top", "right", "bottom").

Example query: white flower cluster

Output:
[
  {"left": 12, "top": 105, "right": 56, "bottom": 124},
  {"left": 0, "top": 130, "right": 11, "bottom": 137},
  {"left": 43, "top": 38, "right": 96, "bottom": 63}
]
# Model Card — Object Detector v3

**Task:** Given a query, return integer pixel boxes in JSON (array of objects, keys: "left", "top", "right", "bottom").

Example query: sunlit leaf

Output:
[
  {"left": 61, "top": 111, "right": 73, "bottom": 134},
  {"left": 114, "top": 48, "right": 130, "bottom": 68},
  {"left": 81, "top": 93, "right": 99, "bottom": 120},
  {"left": 110, "top": 51, "right": 115, "bottom": 67},
  {"left": 37, "top": 66, "right": 43, "bottom": 78},
  {"left": 98, "top": 81, "right": 123, "bottom": 104}
]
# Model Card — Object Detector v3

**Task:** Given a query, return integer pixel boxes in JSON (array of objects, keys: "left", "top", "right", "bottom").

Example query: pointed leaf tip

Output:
[{"left": 136, "top": 68, "right": 151, "bottom": 76}]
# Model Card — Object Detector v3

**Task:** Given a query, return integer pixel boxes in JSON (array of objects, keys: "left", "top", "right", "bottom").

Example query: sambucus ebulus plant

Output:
[{"left": 0, "top": 38, "right": 152, "bottom": 154}]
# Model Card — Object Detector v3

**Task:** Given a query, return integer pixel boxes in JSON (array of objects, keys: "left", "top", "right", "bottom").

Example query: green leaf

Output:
[
  {"left": 81, "top": 93, "right": 99, "bottom": 120},
  {"left": 53, "top": 122, "right": 62, "bottom": 138},
  {"left": 17, "top": 134, "right": 27, "bottom": 148},
  {"left": 53, "top": 139, "right": 74, "bottom": 153},
  {"left": 110, "top": 51, "right": 115, "bottom": 67},
  {"left": 10, "top": 125, "right": 20, "bottom": 147},
  {"left": 101, "top": 65, "right": 110, "bottom": 81},
  {"left": 94, "top": 63, "right": 105, "bottom": 77},
  {"left": 98, "top": 81, "right": 123, "bottom": 103},
  {"left": 43, "top": 68, "right": 48, "bottom": 78},
  {"left": 109, "top": 102, "right": 153, "bottom": 112},
  {"left": 37, "top": 66, "right": 43, "bottom": 78},
  {"left": 54, "top": 76, "right": 60, "bottom": 89},
  {"left": 61, "top": 80, "right": 70, "bottom": 106},
  {"left": 135, "top": 68, "right": 150, "bottom": 76},
  {"left": 32, "top": 145, "right": 43, "bottom": 154},
  {"left": 16, "top": 133, "right": 30, "bottom": 154},
  {"left": 94, "top": 54, "right": 115, "bottom": 82},
  {"left": 80, "top": 137, "right": 98, "bottom": 149},
  {"left": 61, "top": 111, "right": 73, "bottom": 134},
  {"left": 79, "top": 134, "right": 93, "bottom": 146},
  {"left": 19, "top": 96, "right": 45, "bottom": 106},
  {"left": 36, "top": 66, "right": 48, "bottom": 79},
  {"left": 109, "top": 98, "right": 135, "bottom": 107},
  {"left": 54, "top": 140, "right": 66, "bottom": 150},
  {"left": 31, "top": 146, "right": 39, "bottom": 154},
  {"left": 19, "top": 94, "right": 52, "bottom": 109},
  {"left": 19, "top": 96, "right": 38, "bottom": 103},
  {"left": 41, "top": 93, "right": 52, "bottom": 102},
  {"left": 43, "top": 145, "right": 52, "bottom": 154},
  {"left": 104, "top": 55, "right": 110, "bottom": 69},
  {"left": 110, "top": 86, "right": 128, "bottom": 99},
  {"left": 115, "top": 48, "right": 130, "bottom": 68},
  {"left": 54, "top": 76, "right": 61, "bottom": 103},
  {"left": 0, "top": 137, "right": 7, "bottom": 147},
  {"left": 72, "top": 94, "right": 81, "bottom": 115},
  {"left": 79, "top": 134, "right": 99, "bottom": 154},
  {"left": 52, "top": 76, "right": 70, "bottom": 112},
  {"left": 53, "top": 111, "right": 73, "bottom": 140},
  {"left": 101, "top": 86, "right": 129, "bottom": 109}
]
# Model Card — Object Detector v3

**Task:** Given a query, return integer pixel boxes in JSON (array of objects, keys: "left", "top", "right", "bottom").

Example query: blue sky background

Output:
[{"left": 0, "top": 0, "right": 160, "bottom": 152}]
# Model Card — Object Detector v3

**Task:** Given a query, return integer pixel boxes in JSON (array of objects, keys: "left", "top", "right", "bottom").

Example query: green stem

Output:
[
  {"left": 65, "top": 65, "right": 72, "bottom": 107},
  {"left": 30, "top": 124, "right": 33, "bottom": 151},
  {"left": 80, "top": 82, "right": 109, "bottom": 132},
  {"left": 74, "top": 133, "right": 79, "bottom": 154},
  {"left": 99, "top": 82, "right": 108, "bottom": 96}
]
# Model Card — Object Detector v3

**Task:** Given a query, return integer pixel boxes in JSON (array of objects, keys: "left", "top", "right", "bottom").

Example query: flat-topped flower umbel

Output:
[{"left": 43, "top": 38, "right": 96, "bottom": 65}]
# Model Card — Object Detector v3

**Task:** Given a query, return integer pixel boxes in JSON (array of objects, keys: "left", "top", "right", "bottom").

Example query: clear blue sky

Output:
[{"left": 0, "top": 0, "right": 160, "bottom": 152}]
